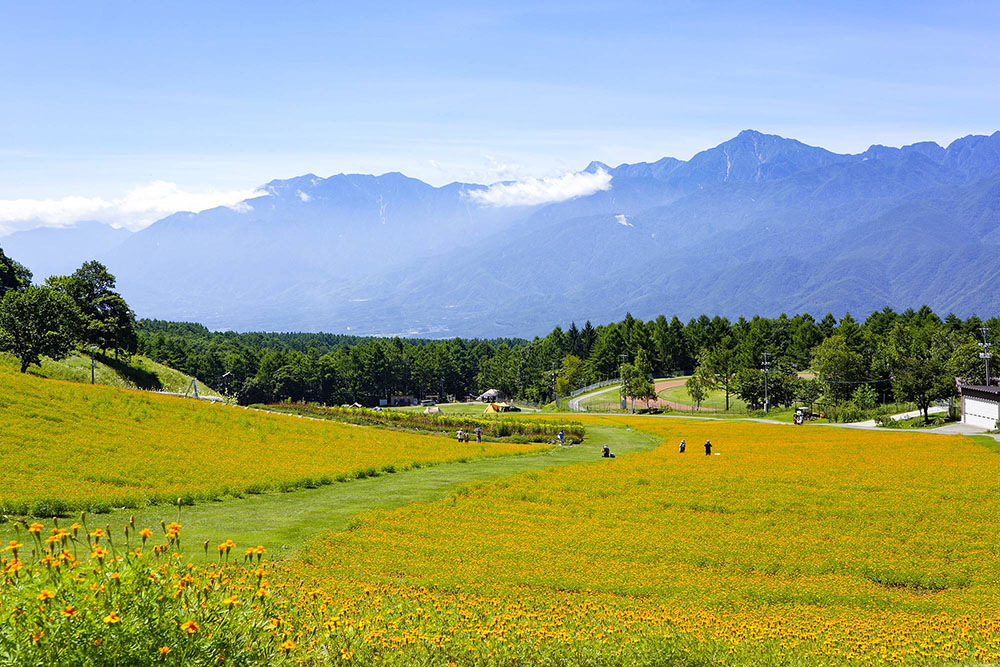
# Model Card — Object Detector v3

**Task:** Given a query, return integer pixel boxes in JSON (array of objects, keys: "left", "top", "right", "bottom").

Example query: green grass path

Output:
[{"left": 4, "top": 425, "right": 656, "bottom": 560}]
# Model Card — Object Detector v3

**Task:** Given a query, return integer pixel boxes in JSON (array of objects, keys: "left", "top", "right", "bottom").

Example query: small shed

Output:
[
  {"left": 424, "top": 406, "right": 443, "bottom": 416},
  {"left": 957, "top": 383, "right": 1000, "bottom": 429}
]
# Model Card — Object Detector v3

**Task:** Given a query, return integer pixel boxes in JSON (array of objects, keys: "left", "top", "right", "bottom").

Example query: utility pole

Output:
[
  {"left": 980, "top": 327, "right": 992, "bottom": 386},
  {"left": 551, "top": 361, "right": 558, "bottom": 407},
  {"left": 619, "top": 353, "right": 628, "bottom": 411},
  {"left": 90, "top": 346, "right": 96, "bottom": 385},
  {"left": 762, "top": 352, "right": 772, "bottom": 412}
]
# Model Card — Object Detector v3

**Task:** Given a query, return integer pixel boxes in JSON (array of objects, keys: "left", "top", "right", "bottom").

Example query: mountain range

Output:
[{"left": 4, "top": 129, "right": 1000, "bottom": 337}]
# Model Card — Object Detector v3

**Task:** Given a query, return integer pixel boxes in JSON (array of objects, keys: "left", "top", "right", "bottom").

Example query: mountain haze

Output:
[{"left": 7, "top": 130, "right": 1000, "bottom": 336}]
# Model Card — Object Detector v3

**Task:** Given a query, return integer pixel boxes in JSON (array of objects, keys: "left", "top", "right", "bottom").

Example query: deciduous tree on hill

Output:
[
  {"left": 0, "top": 247, "right": 32, "bottom": 296},
  {"left": 47, "top": 261, "right": 137, "bottom": 357},
  {"left": 875, "top": 322, "right": 953, "bottom": 421},
  {"left": 0, "top": 285, "right": 80, "bottom": 372},
  {"left": 685, "top": 370, "right": 709, "bottom": 410},
  {"left": 702, "top": 337, "right": 738, "bottom": 410}
]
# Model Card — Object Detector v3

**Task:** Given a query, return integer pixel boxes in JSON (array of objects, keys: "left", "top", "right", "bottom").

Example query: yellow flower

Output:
[
  {"left": 91, "top": 546, "right": 108, "bottom": 560},
  {"left": 222, "top": 595, "right": 241, "bottom": 608},
  {"left": 104, "top": 611, "right": 121, "bottom": 624},
  {"left": 36, "top": 589, "right": 55, "bottom": 602},
  {"left": 140, "top": 528, "right": 153, "bottom": 540},
  {"left": 158, "top": 646, "right": 171, "bottom": 655},
  {"left": 341, "top": 647, "right": 353, "bottom": 660},
  {"left": 61, "top": 605, "right": 78, "bottom": 618},
  {"left": 27, "top": 523, "right": 43, "bottom": 534},
  {"left": 180, "top": 619, "right": 200, "bottom": 635},
  {"left": 281, "top": 639, "right": 297, "bottom": 652}
]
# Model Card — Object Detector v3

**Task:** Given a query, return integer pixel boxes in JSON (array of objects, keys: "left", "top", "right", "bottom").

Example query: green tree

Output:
[
  {"left": 734, "top": 368, "right": 766, "bottom": 410},
  {"left": 948, "top": 341, "right": 989, "bottom": 386},
  {"left": 554, "top": 354, "right": 583, "bottom": 396},
  {"left": 47, "top": 261, "right": 136, "bottom": 356},
  {"left": 685, "top": 371, "right": 709, "bottom": 411},
  {"left": 0, "top": 285, "right": 81, "bottom": 372},
  {"left": 875, "top": 322, "right": 953, "bottom": 421},
  {"left": 620, "top": 362, "right": 655, "bottom": 412},
  {"left": 851, "top": 384, "right": 878, "bottom": 411},
  {"left": 0, "top": 247, "right": 32, "bottom": 296},
  {"left": 703, "top": 338, "right": 738, "bottom": 410},
  {"left": 812, "top": 334, "right": 866, "bottom": 404},
  {"left": 795, "top": 377, "right": 823, "bottom": 407}
]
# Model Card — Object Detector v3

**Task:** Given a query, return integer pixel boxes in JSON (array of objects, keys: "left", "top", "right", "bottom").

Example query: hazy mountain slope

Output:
[
  {"left": 101, "top": 172, "right": 532, "bottom": 328},
  {"left": 0, "top": 221, "right": 131, "bottom": 280},
  {"left": 18, "top": 129, "right": 1000, "bottom": 336}
]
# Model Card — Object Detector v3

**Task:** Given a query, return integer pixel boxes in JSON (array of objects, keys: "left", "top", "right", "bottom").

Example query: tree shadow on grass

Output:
[{"left": 96, "top": 352, "right": 163, "bottom": 391}]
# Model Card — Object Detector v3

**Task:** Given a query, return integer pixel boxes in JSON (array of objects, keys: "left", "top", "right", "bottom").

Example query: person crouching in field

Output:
[{"left": 679, "top": 439, "right": 686, "bottom": 453}]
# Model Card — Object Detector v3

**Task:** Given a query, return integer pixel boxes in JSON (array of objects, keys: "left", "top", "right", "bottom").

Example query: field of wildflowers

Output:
[
  {"left": 7, "top": 368, "right": 1000, "bottom": 666},
  {"left": 0, "top": 516, "right": 303, "bottom": 665},
  {"left": 0, "top": 366, "right": 538, "bottom": 516},
  {"left": 264, "top": 417, "right": 1000, "bottom": 664}
]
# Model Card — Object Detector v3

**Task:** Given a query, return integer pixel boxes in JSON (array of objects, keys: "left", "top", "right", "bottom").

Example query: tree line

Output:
[
  {"left": 2, "top": 245, "right": 994, "bottom": 418},
  {"left": 0, "top": 248, "right": 137, "bottom": 373},
  {"left": 139, "top": 308, "right": 998, "bottom": 420}
]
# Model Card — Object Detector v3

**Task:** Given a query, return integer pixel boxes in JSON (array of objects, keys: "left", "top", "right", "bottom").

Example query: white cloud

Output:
[
  {"left": 0, "top": 181, "right": 266, "bottom": 235},
  {"left": 467, "top": 169, "right": 612, "bottom": 207},
  {"left": 615, "top": 213, "right": 633, "bottom": 227},
  {"left": 297, "top": 190, "right": 311, "bottom": 202}
]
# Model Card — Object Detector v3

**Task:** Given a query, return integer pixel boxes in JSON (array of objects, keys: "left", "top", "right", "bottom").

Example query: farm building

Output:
[{"left": 957, "top": 383, "right": 1000, "bottom": 429}]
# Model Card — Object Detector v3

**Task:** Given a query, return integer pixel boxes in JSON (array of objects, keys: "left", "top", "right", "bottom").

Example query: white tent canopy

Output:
[{"left": 476, "top": 388, "right": 501, "bottom": 402}]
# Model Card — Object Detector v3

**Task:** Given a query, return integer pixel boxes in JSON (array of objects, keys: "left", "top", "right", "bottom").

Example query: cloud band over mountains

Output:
[
  {"left": 467, "top": 169, "right": 612, "bottom": 207},
  {"left": 0, "top": 181, "right": 264, "bottom": 235}
]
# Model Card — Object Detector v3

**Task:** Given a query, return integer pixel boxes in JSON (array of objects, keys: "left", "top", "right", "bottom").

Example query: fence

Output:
[{"left": 568, "top": 378, "right": 620, "bottom": 398}]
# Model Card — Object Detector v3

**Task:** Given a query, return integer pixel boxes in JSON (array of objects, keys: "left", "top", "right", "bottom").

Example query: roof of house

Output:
[{"left": 957, "top": 383, "right": 1000, "bottom": 397}]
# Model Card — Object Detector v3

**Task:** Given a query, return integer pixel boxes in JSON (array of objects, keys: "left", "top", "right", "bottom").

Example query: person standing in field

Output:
[
  {"left": 457, "top": 429, "right": 464, "bottom": 443},
  {"left": 558, "top": 430, "right": 565, "bottom": 445},
  {"left": 474, "top": 426, "right": 482, "bottom": 442},
  {"left": 679, "top": 439, "right": 686, "bottom": 453},
  {"left": 704, "top": 440, "right": 712, "bottom": 456}
]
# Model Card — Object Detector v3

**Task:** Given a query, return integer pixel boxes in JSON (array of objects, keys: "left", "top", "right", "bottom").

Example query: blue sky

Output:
[{"left": 1, "top": 0, "right": 998, "bottom": 231}]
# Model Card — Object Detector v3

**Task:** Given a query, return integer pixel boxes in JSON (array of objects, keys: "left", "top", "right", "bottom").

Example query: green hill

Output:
[{"left": 0, "top": 350, "right": 221, "bottom": 398}]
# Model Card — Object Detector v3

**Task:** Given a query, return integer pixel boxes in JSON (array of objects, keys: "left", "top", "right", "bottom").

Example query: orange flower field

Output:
[
  {"left": 267, "top": 417, "right": 1000, "bottom": 664},
  {"left": 5, "top": 375, "right": 1000, "bottom": 664},
  {"left": 0, "top": 365, "right": 537, "bottom": 515}
]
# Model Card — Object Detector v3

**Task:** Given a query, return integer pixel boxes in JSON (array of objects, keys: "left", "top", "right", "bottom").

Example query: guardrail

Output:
[{"left": 568, "top": 378, "right": 620, "bottom": 398}]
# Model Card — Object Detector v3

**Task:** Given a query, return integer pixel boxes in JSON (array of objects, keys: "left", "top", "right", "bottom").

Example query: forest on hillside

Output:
[{"left": 138, "top": 308, "right": 998, "bottom": 421}]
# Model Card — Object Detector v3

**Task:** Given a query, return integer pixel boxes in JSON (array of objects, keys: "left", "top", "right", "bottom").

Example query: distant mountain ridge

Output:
[{"left": 4, "top": 129, "right": 1000, "bottom": 336}]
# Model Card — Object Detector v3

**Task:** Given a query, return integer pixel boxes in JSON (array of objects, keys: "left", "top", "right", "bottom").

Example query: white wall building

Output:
[{"left": 957, "top": 384, "right": 1000, "bottom": 429}]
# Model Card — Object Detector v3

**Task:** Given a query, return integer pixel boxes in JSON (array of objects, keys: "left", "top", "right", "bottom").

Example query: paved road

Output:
[
  {"left": 568, "top": 383, "right": 621, "bottom": 411},
  {"left": 847, "top": 405, "right": 947, "bottom": 428}
]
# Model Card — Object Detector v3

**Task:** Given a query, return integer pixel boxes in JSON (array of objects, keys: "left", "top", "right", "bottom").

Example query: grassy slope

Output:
[
  {"left": 0, "top": 366, "right": 537, "bottom": 513},
  {"left": 0, "top": 350, "right": 221, "bottom": 397},
  {"left": 0, "top": 424, "right": 652, "bottom": 560},
  {"left": 657, "top": 381, "right": 748, "bottom": 411}
]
